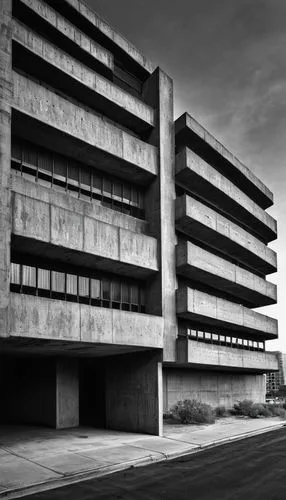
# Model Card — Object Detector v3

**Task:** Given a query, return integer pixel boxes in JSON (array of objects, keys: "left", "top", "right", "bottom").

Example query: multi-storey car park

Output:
[{"left": 0, "top": 0, "right": 278, "bottom": 434}]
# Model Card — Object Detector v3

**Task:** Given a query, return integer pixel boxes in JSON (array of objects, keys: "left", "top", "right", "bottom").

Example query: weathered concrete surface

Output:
[
  {"left": 143, "top": 69, "right": 177, "bottom": 363},
  {"left": 63, "top": 0, "right": 155, "bottom": 75},
  {"left": 176, "top": 195, "right": 277, "bottom": 275},
  {"left": 175, "top": 113, "right": 273, "bottom": 209},
  {"left": 176, "top": 286, "right": 278, "bottom": 339},
  {"left": 0, "top": 0, "right": 12, "bottom": 338},
  {"left": 163, "top": 367, "right": 266, "bottom": 410},
  {"left": 56, "top": 359, "right": 79, "bottom": 429},
  {"left": 12, "top": 20, "right": 154, "bottom": 133},
  {"left": 11, "top": 192, "right": 158, "bottom": 276},
  {"left": 12, "top": 71, "right": 157, "bottom": 184},
  {"left": 10, "top": 293, "right": 164, "bottom": 349},
  {"left": 176, "top": 240, "right": 277, "bottom": 307},
  {"left": 16, "top": 0, "right": 113, "bottom": 73},
  {"left": 12, "top": 174, "right": 147, "bottom": 234},
  {"left": 2, "top": 356, "right": 78, "bottom": 428},
  {"left": 176, "top": 338, "right": 279, "bottom": 373},
  {"left": 106, "top": 351, "right": 163, "bottom": 435},
  {"left": 176, "top": 148, "right": 277, "bottom": 242}
]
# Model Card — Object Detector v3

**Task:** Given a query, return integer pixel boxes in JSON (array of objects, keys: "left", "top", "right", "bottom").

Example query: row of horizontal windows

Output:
[
  {"left": 10, "top": 263, "right": 146, "bottom": 312},
  {"left": 11, "top": 137, "right": 145, "bottom": 219},
  {"left": 186, "top": 328, "right": 265, "bottom": 352}
]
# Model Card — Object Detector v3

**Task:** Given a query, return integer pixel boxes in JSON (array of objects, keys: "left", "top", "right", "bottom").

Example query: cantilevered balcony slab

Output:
[
  {"left": 50, "top": 0, "right": 155, "bottom": 79},
  {"left": 176, "top": 241, "right": 277, "bottom": 308},
  {"left": 14, "top": 0, "right": 113, "bottom": 78},
  {"left": 175, "top": 113, "right": 273, "bottom": 209},
  {"left": 12, "top": 20, "right": 154, "bottom": 135},
  {"left": 177, "top": 338, "right": 278, "bottom": 373},
  {"left": 176, "top": 286, "right": 278, "bottom": 340},
  {"left": 9, "top": 293, "right": 163, "bottom": 350},
  {"left": 176, "top": 148, "right": 277, "bottom": 243},
  {"left": 12, "top": 192, "right": 158, "bottom": 278},
  {"left": 176, "top": 195, "right": 277, "bottom": 276},
  {"left": 12, "top": 72, "right": 157, "bottom": 185}
]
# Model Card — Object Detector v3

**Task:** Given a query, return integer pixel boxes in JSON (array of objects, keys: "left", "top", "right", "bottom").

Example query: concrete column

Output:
[
  {"left": 0, "top": 0, "right": 12, "bottom": 338},
  {"left": 105, "top": 351, "right": 163, "bottom": 436},
  {"left": 142, "top": 68, "right": 177, "bottom": 362},
  {"left": 56, "top": 358, "right": 79, "bottom": 429}
]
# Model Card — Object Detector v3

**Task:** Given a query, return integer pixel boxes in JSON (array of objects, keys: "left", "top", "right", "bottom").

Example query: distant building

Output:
[
  {"left": 267, "top": 352, "right": 286, "bottom": 393},
  {"left": 0, "top": 0, "right": 279, "bottom": 434}
]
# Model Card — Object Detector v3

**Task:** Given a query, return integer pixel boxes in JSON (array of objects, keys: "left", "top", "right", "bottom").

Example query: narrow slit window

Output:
[
  {"left": 66, "top": 274, "right": 78, "bottom": 296},
  {"left": 38, "top": 268, "right": 50, "bottom": 290},
  {"left": 52, "top": 271, "right": 65, "bottom": 293},
  {"left": 11, "top": 262, "right": 21, "bottom": 285},
  {"left": 22, "top": 265, "right": 36, "bottom": 288}
]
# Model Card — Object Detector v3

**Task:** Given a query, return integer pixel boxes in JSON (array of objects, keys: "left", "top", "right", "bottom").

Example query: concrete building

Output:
[
  {"left": 0, "top": 0, "right": 278, "bottom": 435},
  {"left": 266, "top": 352, "right": 286, "bottom": 393}
]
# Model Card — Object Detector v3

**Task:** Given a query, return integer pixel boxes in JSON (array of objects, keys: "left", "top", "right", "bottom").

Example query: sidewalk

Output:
[{"left": 0, "top": 417, "right": 285, "bottom": 499}]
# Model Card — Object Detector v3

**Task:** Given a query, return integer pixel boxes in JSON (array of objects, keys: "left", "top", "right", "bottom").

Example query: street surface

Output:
[{"left": 25, "top": 427, "right": 286, "bottom": 500}]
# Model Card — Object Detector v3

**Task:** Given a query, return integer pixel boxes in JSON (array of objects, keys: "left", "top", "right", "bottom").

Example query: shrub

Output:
[
  {"left": 215, "top": 405, "right": 227, "bottom": 418},
  {"left": 267, "top": 405, "right": 286, "bottom": 419},
  {"left": 249, "top": 403, "right": 267, "bottom": 418},
  {"left": 233, "top": 400, "right": 254, "bottom": 416},
  {"left": 171, "top": 399, "right": 215, "bottom": 424}
]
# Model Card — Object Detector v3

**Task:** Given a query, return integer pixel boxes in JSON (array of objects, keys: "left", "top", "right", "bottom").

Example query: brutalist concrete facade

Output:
[{"left": 0, "top": 0, "right": 278, "bottom": 434}]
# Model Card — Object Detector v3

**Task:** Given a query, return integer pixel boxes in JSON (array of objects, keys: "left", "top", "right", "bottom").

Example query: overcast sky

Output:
[{"left": 87, "top": 0, "right": 286, "bottom": 352}]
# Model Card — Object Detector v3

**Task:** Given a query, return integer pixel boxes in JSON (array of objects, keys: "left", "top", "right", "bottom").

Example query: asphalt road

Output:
[{"left": 26, "top": 427, "right": 286, "bottom": 500}]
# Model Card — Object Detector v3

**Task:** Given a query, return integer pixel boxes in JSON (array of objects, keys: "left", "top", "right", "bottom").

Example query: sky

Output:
[{"left": 87, "top": 0, "right": 286, "bottom": 351}]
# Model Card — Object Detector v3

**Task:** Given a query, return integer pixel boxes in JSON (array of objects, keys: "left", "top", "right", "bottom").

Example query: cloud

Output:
[{"left": 87, "top": 0, "right": 286, "bottom": 351}]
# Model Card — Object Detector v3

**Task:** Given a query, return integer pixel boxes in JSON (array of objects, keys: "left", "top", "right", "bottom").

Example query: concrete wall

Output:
[
  {"left": 12, "top": 19, "right": 154, "bottom": 130},
  {"left": 12, "top": 191, "right": 158, "bottom": 275},
  {"left": 63, "top": 0, "right": 155, "bottom": 75},
  {"left": 12, "top": 71, "right": 157, "bottom": 177},
  {"left": 176, "top": 195, "right": 277, "bottom": 275},
  {"left": 163, "top": 368, "right": 266, "bottom": 411},
  {"left": 177, "top": 286, "right": 278, "bottom": 339},
  {"left": 106, "top": 351, "right": 163, "bottom": 435},
  {"left": 56, "top": 358, "right": 79, "bottom": 429},
  {"left": 175, "top": 113, "right": 273, "bottom": 208},
  {"left": 12, "top": 174, "right": 147, "bottom": 234},
  {"left": 176, "top": 240, "right": 276, "bottom": 307},
  {"left": 10, "top": 293, "right": 164, "bottom": 349},
  {"left": 176, "top": 147, "right": 276, "bottom": 242},
  {"left": 0, "top": 0, "right": 12, "bottom": 338},
  {"left": 143, "top": 69, "right": 177, "bottom": 362},
  {"left": 1, "top": 356, "right": 79, "bottom": 428},
  {"left": 18, "top": 0, "right": 113, "bottom": 71},
  {"left": 177, "top": 339, "right": 279, "bottom": 372}
]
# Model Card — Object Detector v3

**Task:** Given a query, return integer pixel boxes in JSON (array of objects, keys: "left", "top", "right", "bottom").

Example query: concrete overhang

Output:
[
  {"left": 176, "top": 286, "right": 278, "bottom": 340},
  {"left": 175, "top": 195, "right": 277, "bottom": 276},
  {"left": 176, "top": 240, "right": 277, "bottom": 308},
  {"left": 14, "top": 0, "right": 114, "bottom": 79},
  {"left": 176, "top": 148, "right": 277, "bottom": 243},
  {"left": 12, "top": 20, "right": 154, "bottom": 135},
  {"left": 44, "top": 0, "right": 155, "bottom": 80},
  {"left": 11, "top": 72, "right": 157, "bottom": 185},
  {"left": 9, "top": 293, "right": 164, "bottom": 350},
  {"left": 176, "top": 338, "right": 279, "bottom": 373},
  {"left": 11, "top": 192, "right": 158, "bottom": 279},
  {"left": 175, "top": 113, "right": 273, "bottom": 210}
]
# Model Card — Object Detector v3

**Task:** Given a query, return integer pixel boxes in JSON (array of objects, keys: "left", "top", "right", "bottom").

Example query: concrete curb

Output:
[{"left": 1, "top": 422, "right": 285, "bottom": 499}]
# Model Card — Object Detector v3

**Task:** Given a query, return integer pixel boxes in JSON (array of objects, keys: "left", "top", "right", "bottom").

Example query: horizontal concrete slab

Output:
[
  {"left": 9, "top": 293, "right": 164, "bottom": 349},
  {"left": 175, "top": 113, "right": 273, "bottom": 209},
  {"left": 176, "top": 148, "right": 277, "bottom": 243},
  {"left": 176, "top": 286, "right": 278, "bottom": 340},
  {"left": 12, "top": 20, "right": 154, "bottom": 134},
  {"left": 12, "top": 71, "right": 157, "bottom": 184},
  {"left": 11, "top": 192, "right": 158, "bottom": 278},
  {"left": 61, "top": 0, "right": 155, "bottom": 77},
  {"left": 176, "top": 240, "right": 277, "bottom": 307},
  {"left": 177, "top": 338, "right": 279, "bottom": 373},
  {"left": 175, "top": 195, "right": 277, "bottom": 275},
  {"left": 15, "top": 0, "right": 113, "bottom": 77},
  {"left": 11, "top": 174, "right": 147, "bottom": 234}
]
